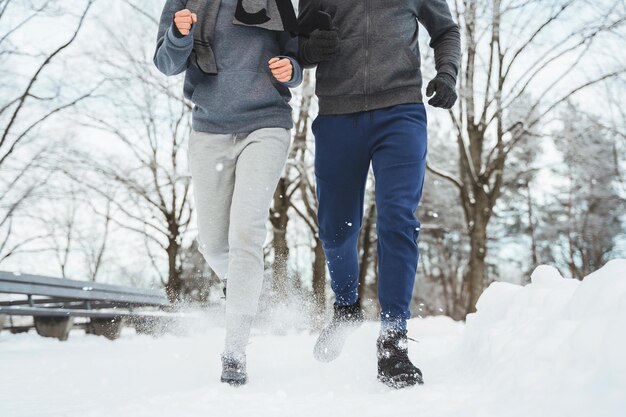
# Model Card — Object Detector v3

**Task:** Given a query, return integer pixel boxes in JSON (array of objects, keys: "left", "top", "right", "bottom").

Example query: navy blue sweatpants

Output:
[{"left": 313, "top": 103, "right": 427, "bottom": 332}]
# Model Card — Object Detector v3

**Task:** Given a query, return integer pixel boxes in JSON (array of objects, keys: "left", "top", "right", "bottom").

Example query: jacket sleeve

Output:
[
  {"left": 154, "top": 0, "right": 194, "bottom": 76},
  {"left": 278, "top": 33, "right": 304, "bottom": 88},
  {"left": 418, "top": 0, "right": 461, "bottom": 82},
  {"left": 297, "top": 0, "right": 321, "bottom": 68}
]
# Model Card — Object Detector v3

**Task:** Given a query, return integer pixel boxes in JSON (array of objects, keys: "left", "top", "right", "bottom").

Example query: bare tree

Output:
[
  {"left": 357, "top": 184, "right": 379, "bottom": 318},
  {"left": 0, "top": 150, "right": 52, "bottom": 262},
  {"left": 417, "top": 231, "right": 465, "bottom": 318},
  {"left": 286, "top": 71, "right": 329, "bottom": 316},
  {"left": 79, "top": 198, "right": 112, "bottom": 282},
  {"left": 270, "top": 178, "right": 292, "bottom": 298},
  {"left": 269, "top": 97, "right": 311, "bottom": 299},
  {"left": 537, "top": 105, "right": 625, "bottom": 278},
  {"left": 48, "top": 191, "right": 79, "bottom": 278},
  {"left": 67, "top": 103, "right": 193, "bottom": 300},
  {"left": 416, "top": 156, "right": 470, "bottom": 319},
  {"left": 0, "top": 0, "right": 98, "bottom": 263},
  {"left": 60, "top": 5, "right": 194, "bottom": 301},
  {"left": 427, "top": 0, "right": 626, "bottom": 314},
  {"left": 603, "top": 77, "right": 626, "bottom": 195}
]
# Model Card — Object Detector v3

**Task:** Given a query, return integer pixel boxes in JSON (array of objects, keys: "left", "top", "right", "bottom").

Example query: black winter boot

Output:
[
  {"left": 377, "top": 330, "right": 423, "bottom": 388},
  {"left": 313, "top": 301, "right": 364, "bottom": 362},
  {"left": 220, "top": 354, "right": 247, "bottom": 386}
]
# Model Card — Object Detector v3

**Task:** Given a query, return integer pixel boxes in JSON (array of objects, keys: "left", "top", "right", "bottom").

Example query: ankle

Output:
[
  {"left": 224, "top": 313, "right": 254, "bottom": 357},
  {"left": 334, "top": 294, "right": 359, "bottom": 307},
  {"left": 222, "top": 350, "right": 245, "bottom": 359},
  {"left": 379, "top": 315, "right": 407, "bottom": 336}
]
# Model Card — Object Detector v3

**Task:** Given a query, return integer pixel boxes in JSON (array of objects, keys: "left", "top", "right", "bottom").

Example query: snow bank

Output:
[
  {"left": 1, "top": 260, "right": 624, "bottom": 417},
  {"left": 456, "top": 259, "right": 626, "bottom": 416}
]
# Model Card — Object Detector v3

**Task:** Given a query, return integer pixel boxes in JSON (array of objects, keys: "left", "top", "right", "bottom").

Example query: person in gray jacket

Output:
[
  {"left": 154, "top": 0, "right": 302, "bottom": 386},
  {"left": 298, "top": 0, "right": 461, "bottom": 388}
]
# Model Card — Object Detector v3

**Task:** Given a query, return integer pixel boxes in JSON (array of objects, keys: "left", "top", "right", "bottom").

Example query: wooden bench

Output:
[{"left": 0, "top": 271, "right": 178, "bottom": 341}]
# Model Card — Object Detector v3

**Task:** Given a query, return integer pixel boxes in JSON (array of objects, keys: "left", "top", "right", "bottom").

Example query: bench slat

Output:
[
  {"left": 0, "top": 299, "right": 147, "bottom": 309},
  {"left": 0, "top": 297, "right": 78, "bottom": 307},
  {"left": 0, "top": 271, "right": 166, "bottom": 297},
  {"left": 0, "top": 271, "right": 168, "bottom": 306},
  {"left": 0, "top": 280, "right": 167, "bottom": 306},
  {"left": 0, "top": 306, "right": 181, "bottom": 319}
]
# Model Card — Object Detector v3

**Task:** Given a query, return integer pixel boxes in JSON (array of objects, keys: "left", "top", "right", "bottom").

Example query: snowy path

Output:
[{"left": 1, "top": 260, "right": 625, "bottom": 417}]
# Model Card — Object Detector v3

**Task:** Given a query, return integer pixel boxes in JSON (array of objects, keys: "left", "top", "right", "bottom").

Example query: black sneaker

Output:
[
  {"left": 377, "top": 330, "right": 423, "bottom": 388},
  {"left": 313, "top": 301, "right": 364, "bottom": 362},
  {"left": 220, "top": 355, "right": 247, "bottom": 386}
]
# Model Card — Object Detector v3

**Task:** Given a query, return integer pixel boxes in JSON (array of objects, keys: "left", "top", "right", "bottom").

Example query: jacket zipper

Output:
[{"left": 364, "top": 0, "right": 370, "bottom": 111}]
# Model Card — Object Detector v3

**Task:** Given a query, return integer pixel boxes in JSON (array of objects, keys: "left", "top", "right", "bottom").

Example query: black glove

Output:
[
  {"left": 426, "top": 73, "right": 458, "bottom": 109},
  {"left": 301, "top": 11, "right": 338, "bottom": 64},
  {"left": 302, "top": 29, "right": 339, "bottom": 64}
]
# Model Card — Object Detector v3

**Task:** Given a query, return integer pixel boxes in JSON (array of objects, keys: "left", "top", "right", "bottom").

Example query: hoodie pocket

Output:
[
  {"left": 315, "top": 37, "right": 365, "bottom": 97},
  {"left": 368, "top": 37, "right": 420, "bottom": 94}
]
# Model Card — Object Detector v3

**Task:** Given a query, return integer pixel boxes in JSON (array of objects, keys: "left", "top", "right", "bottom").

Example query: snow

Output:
[{"left": 1, "top": 260, "right": 625, "bottom": 417}]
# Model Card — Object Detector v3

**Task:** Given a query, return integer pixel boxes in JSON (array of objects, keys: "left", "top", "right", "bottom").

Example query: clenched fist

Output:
[
  {"left": 300, "top": 29, "right": 338, "bottom": 65},
  {"left": 268, "top": 57, "right": 293, "bottom": 83},
  {"left": 174, "top": 9, "right": 197, "bottom": 36},
  {"left": 426, "top": 73, "right": 458, "bottom": 109}
]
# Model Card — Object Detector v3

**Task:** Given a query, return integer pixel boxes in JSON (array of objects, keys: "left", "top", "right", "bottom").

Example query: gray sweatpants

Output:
[{"left": 188, "top": 127, "right": 291, "bottom": 357}]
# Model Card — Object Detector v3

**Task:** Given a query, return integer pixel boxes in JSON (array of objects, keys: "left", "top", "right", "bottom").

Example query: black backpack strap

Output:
[{"left": 274, "top": 0, "right": 298, "bottom": 33}]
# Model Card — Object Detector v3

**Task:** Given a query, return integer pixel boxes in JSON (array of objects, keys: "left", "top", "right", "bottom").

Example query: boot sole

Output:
[
  {"left": 221, "top": 376, "right": 248, "bottom": 386},
  {"left": 313, "top": 321, "right": 362, "bottom": 363},
  {"left": 377, "top": 373, "right": 424, "bottom": 389},
  {"left": 221, "top": 371, "right": 248, "bottom": 386}
]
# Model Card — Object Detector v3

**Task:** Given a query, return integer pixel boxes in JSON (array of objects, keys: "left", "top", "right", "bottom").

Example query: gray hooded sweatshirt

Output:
[{"left": 154, "top": 0, "right": 303, "bottom": 134}]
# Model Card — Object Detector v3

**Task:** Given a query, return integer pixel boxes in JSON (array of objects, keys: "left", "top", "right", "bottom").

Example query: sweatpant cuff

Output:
[
  {"left": 380, "top": 314, "right": 408, "bottom": 334},
  {"left": 224, "top": 313, "right": 254, "bottom": 357},
  {"left": 335, "top": 293, "right": 359, "bottom": 306}
]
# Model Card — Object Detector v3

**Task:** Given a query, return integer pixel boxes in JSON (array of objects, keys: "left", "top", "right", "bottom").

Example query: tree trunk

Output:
[
  {"left": 357, "top": 202, "right": 376, "bottom": 299},
  {"left": 165, "top": 237, "right": 181, "bottom": 303},
  {"left": 312, "top": 237, "right": 326, "bottom": 324},
  {"left": 526, "top": 182, "right": 538, "bottom": 281},
  {"left": 465, "top": 202, "right": 488, "bottom": 314},
  {"left": 271, "top": 179, "right": 290, "bottom": 298}
]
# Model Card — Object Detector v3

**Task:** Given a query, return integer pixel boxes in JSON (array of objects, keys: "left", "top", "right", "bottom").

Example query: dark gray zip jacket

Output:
[{"left": 298, "top": 0, "right": 461, "bottom": 115}]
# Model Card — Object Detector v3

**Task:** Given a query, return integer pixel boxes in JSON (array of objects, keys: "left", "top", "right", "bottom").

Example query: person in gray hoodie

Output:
[{"left": 154, "top": 0, "right": 302, "bottom": 386}]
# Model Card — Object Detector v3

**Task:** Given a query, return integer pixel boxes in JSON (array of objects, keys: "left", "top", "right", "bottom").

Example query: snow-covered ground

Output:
[{"left": 1, "top": 260, "right": 625, "bottom": 417}]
